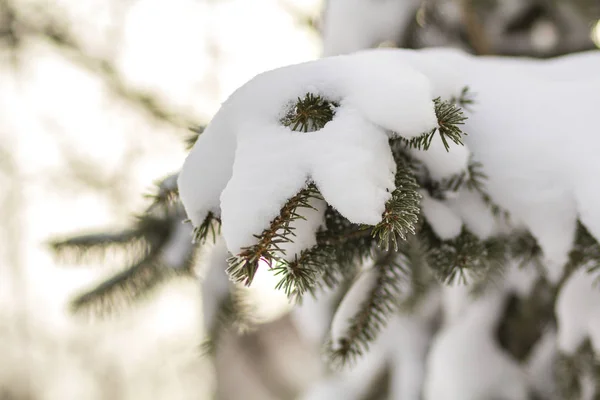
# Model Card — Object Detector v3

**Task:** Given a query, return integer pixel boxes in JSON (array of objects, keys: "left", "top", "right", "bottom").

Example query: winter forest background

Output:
[{"left": 1, "top": 0, "right": 599, "bottom": 399}]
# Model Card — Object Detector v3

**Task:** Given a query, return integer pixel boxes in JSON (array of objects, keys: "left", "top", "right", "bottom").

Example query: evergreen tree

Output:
[{"left": 51, "top": 1, "right": 600, "bottom": 399}]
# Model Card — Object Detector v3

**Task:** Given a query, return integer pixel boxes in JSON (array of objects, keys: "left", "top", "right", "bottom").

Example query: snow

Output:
[
  {"left": 278, "top": 197, "right": 327, "bottom": 261},
  {"left": 555, "top": 267, "right": 600, "bottom": 355},
  {"left": 177, "top": 46, "right": 600, "bottom": 396},
  {"left": 200, "top": 239, "right": 232, "bottom": 333},
  {"left": 409, "top": 136, "right": 471, "bottom": 182},
  {"left": 446, "top": 188, "right": 498, "bottom": 239},
  {"left": 179, "top": 51, "right": 440, "bottom": 256},
  {"left": 419, "top": 191, "right": 463, "bottom": 240},
  {"left": 423, "top": 290, "right": 531, "bottom": 400},
  {"left": 321, "top": 0, "right": 420, "bottom": 56},
  {"left": 526, "top": 328, "right": 559, "bottom": 400},
  {"left": 160, "top": 219, "right": 194, "bottom": 269},
  {"left": 329, "top": 266, "right": 378, "bottom": 352}
]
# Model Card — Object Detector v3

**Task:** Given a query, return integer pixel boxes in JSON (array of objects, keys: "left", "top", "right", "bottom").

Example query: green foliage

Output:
[
  {"left": 328, "top": 250, "right": 409, "bottom": 366},
  {"left": 372, "top": 157, "right": 421, "bottom": 251},
  {"left": 280, "top": 93, "right": 338, "bottom": 132},
  {"left": 272, "top": 245, "right": 328, "bottom": 301},
  {"left": 226, "top": 184, "right": 323, "bottom": 286},
  {"left": 403, "top": 96, "right": 467, "bottom": 151},
  {"left": 424, "top": 227, "right": 507, "bottom": 285},
  {"left": 192, "top": 211, "right": 222, "bottom": 244},
  {"left": 145, "top": 174, "right": 180, "bottom": 213}
]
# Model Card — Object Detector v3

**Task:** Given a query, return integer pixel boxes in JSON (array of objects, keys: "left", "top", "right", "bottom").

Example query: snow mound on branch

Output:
[
  {"left": 556, "top": 267, "right": 600, "bottom": 355},
  {"left": 424, "top": 291, "right": 531, "bottom": 400},
  {"left": 384, "top": 48, "right": 600, "bottom": 282},
  {"left": 180, "top": 47, "right": 600, "bottom": 283},
  {"left": 178, "top": 51, "right": 440, "bottom": 255}
]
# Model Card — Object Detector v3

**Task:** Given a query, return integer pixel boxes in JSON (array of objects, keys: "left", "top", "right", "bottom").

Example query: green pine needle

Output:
[
  {"left": 281, "top": 93, "right": 338, "bottom": 132},
  {"left": 371, "top": 159, "right": 421, "bottom": 251},
  {"left": 404, "top": 97, "right": 467, "bottom": 152},
  {"left": 272, "top": 246, "right": 328, "bottom": 301},
  {"left": 328, "top": 250, "right": 409, "bottom": 366},
  {"left": 226, "top": 184, "right": 322, "bottom": 286},
  {"left": 192, "top": 212, "right": 222, "bottom": 245},
  {"left": 425, "top": 227, "right": 507, "bottom": 285},
  {"left": 70, "top": 258, "right": 181, "bottom": 316},
  {"left": 226, "top": 93, "right": 337, "bottom": 288}
]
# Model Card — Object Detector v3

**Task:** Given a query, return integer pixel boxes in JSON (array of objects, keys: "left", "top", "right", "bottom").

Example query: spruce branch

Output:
[
  {"left": 226, "top": 93, "right": 337, "bottom": 288},
  {"left": 192, "top": 212, "right": 222, "bottom": 244},
  {"left": 570, "top": 222, "right": 600, "bottom": 275},
  {"left": 49, "top": 215, "right": 170, "bottom": 265},
  {"left": 316, "top": 207, "right": 376, "bottom": 288},
  {"left": 425, "top": 227, "right": 507, "bottom": 285},
  {"left": 371, "top": 158, "right": 421, "bottom": 251},
  {"left": 280, "top": 93, "right": 338, "bottom": 132},
  {"left": 71, "top": 257, "right": 175, "bottom": 315},
  {"left": 49, "top": 230, "right": 150, "bottom": 265},
  {"left": 328, "top": 250, "right": 409, "bottom": 366},
  {"left": 226, "top": 185, "right": 322, "bottom": 286},
  {"left": 145, "top": 174, "right": 180, "bottom": 213},
  {"left": 272, "top": 245, "right": 330, "bottom": 301},
  {"left": 403, "top": 97, "right": 467, "bottom": 151}
]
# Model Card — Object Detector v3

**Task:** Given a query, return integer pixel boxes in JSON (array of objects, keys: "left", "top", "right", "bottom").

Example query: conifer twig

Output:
[
  {"left": 226, "top": 185, "right": 322, "bottom": 286},
  {"left": 328, "top": 250, "right": 409, "bottom": 366},
  {"left": 403, "top": 97, "right": 467, "bottom": 151},
  {"left": 372, "top": 158, "right": 421, "bottom": 251}
]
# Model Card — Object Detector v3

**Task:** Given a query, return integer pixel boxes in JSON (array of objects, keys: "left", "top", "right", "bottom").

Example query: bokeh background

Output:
[{"left": 0, "top": 0, "right": 598, "bottom": 399}]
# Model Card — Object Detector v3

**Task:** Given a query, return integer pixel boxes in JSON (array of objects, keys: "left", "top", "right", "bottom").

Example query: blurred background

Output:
[{"left": 0, "top": 0, "right": 598, "bottom": 399}]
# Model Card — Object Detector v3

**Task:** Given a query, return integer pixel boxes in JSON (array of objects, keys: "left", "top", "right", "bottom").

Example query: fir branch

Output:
[
  {"left": 570, "top": 222, "right": 600, "bottom": 274},
  {"left": 226, "top": 93, "right": 338, "bottom": 288},
  {"left": 371, "top": 157, "right": 421, "bottom": 251},
  {"left": 70, "top": 257, "right": 182, "bottom": 316},
  {"left": 50, "top": 215, "right": 170, "bottom": 265},
  {"left": 403, "top": 97, "right": 467, "bottom": 151},
  {"left": 49, "top": 230, "right": 150, "bottom": 265},
  {"left": 145, "top": 174, "right": 180, "bottom": 213},
  {"left": 316, "top": 207, "right": 376, "bottom": 288},
  {"left": 280, "top": 93, "right": 338, "bottom": 132},
  {"left": 509, "top": 231, "right": 542, "bottom": 269},
  {"left": 226, "top": 184, "right": 322, "bottom": 286},
  {"left": 272, "top": 246, "right": 328, "bottom": 301},
  {"left": 192, "top": 212, "right": 222, "bottom": 244},
  {"left": 328, "top": 250, "right": 409, "bottom": 366},
  {"left": 425, "top": 227, "right": 507, "bottom": 285}
]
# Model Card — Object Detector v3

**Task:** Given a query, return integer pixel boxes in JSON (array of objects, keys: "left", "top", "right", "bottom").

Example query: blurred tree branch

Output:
[{"left": 0, "top": 0, "right": 200, "bottom": 129}]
